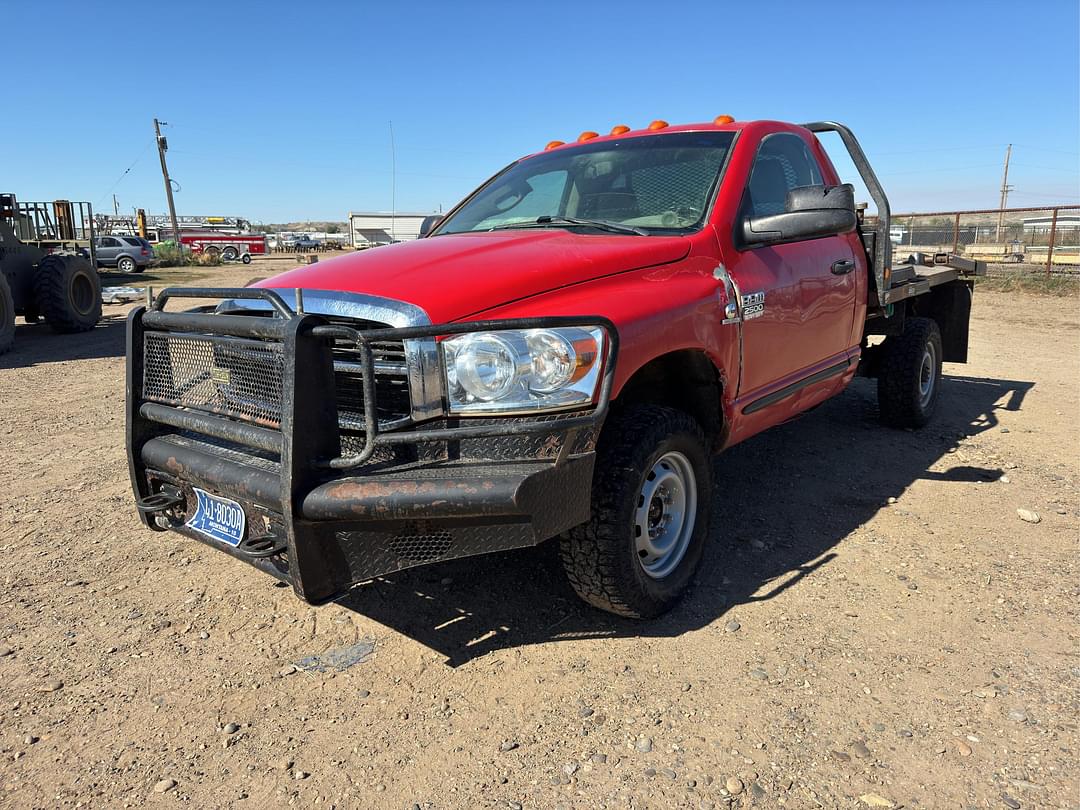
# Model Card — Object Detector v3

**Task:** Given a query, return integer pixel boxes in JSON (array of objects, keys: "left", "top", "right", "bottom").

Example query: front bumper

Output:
[{"left": 126, "top": 287, "right": 616, "bottom": 604}]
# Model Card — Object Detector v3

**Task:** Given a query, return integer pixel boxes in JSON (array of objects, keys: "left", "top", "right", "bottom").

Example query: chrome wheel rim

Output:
[
  {"left": 634, "top": 451, "right": 697, "bottom": 579},
  {"left": 919, "top": 341, "right": 937, "bottom": 409}
]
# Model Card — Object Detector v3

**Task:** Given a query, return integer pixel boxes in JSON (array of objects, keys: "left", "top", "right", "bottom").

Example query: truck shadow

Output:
[
  {"left": 336, "top": 372, "right": 1033, "bottom": 666},
  {"left": 0, "top": 314, "right": 128, "bottom": 370}
]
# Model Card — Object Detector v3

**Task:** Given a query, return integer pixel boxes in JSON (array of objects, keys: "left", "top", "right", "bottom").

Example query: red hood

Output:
[{"left": 257, "top": 230, "right": 689, "bottom": 322}]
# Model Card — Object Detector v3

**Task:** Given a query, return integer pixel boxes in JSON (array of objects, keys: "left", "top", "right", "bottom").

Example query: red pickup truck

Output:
[{"left": 125, "top": 118, "right": 983, "bottom": 618}]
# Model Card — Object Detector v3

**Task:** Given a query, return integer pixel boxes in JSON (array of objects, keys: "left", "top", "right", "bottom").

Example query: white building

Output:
[
  {"left": 348, "top": 212, "right": 438, "bottom": 248},
  {"left": 1022, "top": 214, "right": 1080, "bottom": 233}
]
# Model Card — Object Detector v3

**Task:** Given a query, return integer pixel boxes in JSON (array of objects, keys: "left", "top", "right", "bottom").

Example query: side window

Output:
[
  {"left": 468, "top": 169, "right": 569, "bottom": 230},
  {"left": 101, "top": 237, "right": 120, "bottom": 247},
  {"left": 744, "top": 134, "right": 824, "bottom": 218},
  {"left": 496, "top": 169, "right": 568, "bottom": 222}
]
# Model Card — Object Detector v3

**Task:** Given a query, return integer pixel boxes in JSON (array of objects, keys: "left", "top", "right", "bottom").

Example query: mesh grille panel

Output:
[
  {"left": 143, "top": 333, "right": 284, "bottom": 426},
  {"left": 387, "top": 530, "right": 453, "bottom": 562}
]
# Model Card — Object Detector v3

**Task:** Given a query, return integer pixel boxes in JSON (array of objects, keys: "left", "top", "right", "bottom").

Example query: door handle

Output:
[{"left": 831, "top": 259, "right": 855, "bottom": 275}]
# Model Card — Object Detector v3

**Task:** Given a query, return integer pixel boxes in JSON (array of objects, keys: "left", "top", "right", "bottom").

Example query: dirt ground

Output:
[{"left": 0, "top": 258, "right": 1077, "bottom": 809}]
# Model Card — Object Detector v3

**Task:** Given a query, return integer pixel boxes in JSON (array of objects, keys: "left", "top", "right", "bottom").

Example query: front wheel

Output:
[
  {"left": 560, "top": 405, "right": 711, "bottom": 618},
  {"left": 241, "top": 253, "right": 252, "bottom": 264},
  {"left": 877, "top": 316, "right": 943, "bottom": 428}
]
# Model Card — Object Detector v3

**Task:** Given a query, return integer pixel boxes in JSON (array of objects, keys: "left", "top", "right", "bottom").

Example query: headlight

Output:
[{"left": 442, "top": 327, "right": 605, "bottom": 414}]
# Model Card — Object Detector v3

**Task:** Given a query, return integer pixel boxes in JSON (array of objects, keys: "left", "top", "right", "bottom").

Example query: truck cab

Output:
[{"left": 124, "top": 118, "right": 982, "bottom": 618}]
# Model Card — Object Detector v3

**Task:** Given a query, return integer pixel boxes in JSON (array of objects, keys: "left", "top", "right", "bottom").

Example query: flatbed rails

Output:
[{"left": 882, "top": 252, "right": 986, "bottom": 306}]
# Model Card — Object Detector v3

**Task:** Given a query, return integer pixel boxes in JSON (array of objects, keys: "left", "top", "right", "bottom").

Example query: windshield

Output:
[{"left": 436, "top": 131, "right": 736, "bottom": 236}]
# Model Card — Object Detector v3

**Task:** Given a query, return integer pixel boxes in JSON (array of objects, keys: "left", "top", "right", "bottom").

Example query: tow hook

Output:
[{"left": 134, "top": 486, "right": 184, "bottom": 516}]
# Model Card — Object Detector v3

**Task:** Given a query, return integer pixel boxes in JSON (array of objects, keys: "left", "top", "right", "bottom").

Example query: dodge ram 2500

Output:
[{"left": 125, "top": 118, "right": 983, "bottom": 618}]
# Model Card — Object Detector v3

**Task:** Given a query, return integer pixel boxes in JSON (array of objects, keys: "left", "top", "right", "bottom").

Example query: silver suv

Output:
[{"left": 94, "top": 235, "right": 156, "bottom": 273}]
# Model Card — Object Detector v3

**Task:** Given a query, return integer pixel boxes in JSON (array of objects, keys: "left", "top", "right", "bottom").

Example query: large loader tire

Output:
[
  {"left": 0, "top": 274, "right": 15, "bottom": 355},
  {"left": 34, "top": 254, "right": 102, "bottom": 334}
]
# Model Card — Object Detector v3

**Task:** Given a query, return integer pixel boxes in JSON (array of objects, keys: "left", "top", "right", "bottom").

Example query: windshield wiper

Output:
[{"left": 490, "top": 216, "right": 647, "bottom": 236}]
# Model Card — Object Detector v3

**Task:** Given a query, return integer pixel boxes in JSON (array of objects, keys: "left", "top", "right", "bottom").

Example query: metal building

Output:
[
  {"left": 1022, "top": 214, "right": 1080, "bottom": 233},
  {"left": 348, "top": 212, "right": 437, "bottom": 248}
]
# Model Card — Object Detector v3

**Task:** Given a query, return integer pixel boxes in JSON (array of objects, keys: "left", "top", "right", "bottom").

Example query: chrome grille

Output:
[{"left": 324, "top": 318, "right": 412, "bottom": 430}]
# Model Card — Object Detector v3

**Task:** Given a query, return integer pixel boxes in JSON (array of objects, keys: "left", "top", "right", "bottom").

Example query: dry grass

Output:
[{"left": 976, "top": 272, "right": 1080, "bottom": 297}]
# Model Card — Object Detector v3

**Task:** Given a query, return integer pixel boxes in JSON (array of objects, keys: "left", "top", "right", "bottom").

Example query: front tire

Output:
[
  {"left": 560, "top": 405, "right": 711, "bottom": 618},
  {"left": 877, "top": 316, "right": 943, "bottom": 428},
  {"left": 33, "top": 254, "right": 102, "bottom": 334}
]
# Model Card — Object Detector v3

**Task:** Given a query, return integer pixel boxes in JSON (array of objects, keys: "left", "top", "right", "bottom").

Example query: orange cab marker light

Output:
[
  {"left": 577, "top": 131, "right": 599, "bottom": 142},
  {"left": 648, "top": 119, "right": 669, "bottom": 130},
  {"left": 545, "top": 140, "right": 565, "bottom": 150},
  {"left": 714, "top": 114, "right": 735, "bottom": 125},
  {"left": 610, "top": 124, "right": 630, "bottom": 135}
]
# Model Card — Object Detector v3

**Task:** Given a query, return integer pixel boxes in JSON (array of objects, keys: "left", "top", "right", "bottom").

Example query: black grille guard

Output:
[{"left": 128, "top": 286, "right": 619, "bottom": 474}]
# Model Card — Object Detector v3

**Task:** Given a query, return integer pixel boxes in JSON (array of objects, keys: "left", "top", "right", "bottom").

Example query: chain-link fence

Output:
[{"left": 875, "top": 206, "right": 1079, "bottom": 274}]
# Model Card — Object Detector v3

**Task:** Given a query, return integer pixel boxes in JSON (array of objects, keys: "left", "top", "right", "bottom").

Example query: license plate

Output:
[{"left": 186, "top": 488, "right": 246, "bottom": 547}]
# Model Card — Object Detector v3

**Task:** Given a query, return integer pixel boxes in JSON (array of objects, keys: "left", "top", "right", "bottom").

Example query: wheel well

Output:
[{"left": 613, "top": 350, "right": 724, "bottom": 449}]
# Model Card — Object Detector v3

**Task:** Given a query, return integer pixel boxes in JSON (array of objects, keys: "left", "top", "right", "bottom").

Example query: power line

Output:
[
  {"left": 97, "top": 139, "right": 156, "bottom": 206},
  {"left": 1011, "top": 143, "right": 1080, "bottom": 157}
]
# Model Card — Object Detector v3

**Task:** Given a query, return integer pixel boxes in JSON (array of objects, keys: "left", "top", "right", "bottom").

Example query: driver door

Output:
[{"left": 729, "top": 133, "right": 858, "bottom": 401}]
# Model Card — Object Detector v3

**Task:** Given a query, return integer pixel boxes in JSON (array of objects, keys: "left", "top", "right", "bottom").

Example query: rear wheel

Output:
[
  {"left": 560, "top": 405, "right": 711, "bottom": 618},
  {"left": 877, "top": 316, "right": 943, "bottom": 428},
  {"left": 0, "top": 274, "right": 15, "bottom": 355},
  {"left": 221, "top": 246, "right": 239, "bottom": 261},
  {"left": 33, "top": 254, "right": 102, "bottom": 334},
  {"left": 117, "top": 255, "right": 137, "bottom": 273}
]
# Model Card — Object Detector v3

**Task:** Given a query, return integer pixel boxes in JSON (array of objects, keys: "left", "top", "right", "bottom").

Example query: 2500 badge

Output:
[{"left": 741, "top": 291, "right": 766, "bottom": 320}]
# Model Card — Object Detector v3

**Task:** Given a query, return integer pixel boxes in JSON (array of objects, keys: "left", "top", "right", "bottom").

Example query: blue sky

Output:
[{"left": 5, "top": 1, "right": 1078, "bottom": 223}]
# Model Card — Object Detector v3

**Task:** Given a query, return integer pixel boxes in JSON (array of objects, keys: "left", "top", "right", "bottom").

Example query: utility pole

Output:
[
  {"left": 113, "top": 194, "right": 120, "bottom": 216},
  {"left": 389, "top": 120, "right": 396, "bottom": 242},
  {"left": 154, "top": 118, "right": 181, "bottom": 245},
  {"left": 996, "top": 144, "right": 1013, "bottom": 241}
]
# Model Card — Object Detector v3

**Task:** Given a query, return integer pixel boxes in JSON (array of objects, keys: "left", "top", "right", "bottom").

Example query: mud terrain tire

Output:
[
  {"left": 878, "top": 316, "right": 943, "bottom": 428},
  {"left": 560, "top": 405, "right": 711, "bottom": 618}
]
